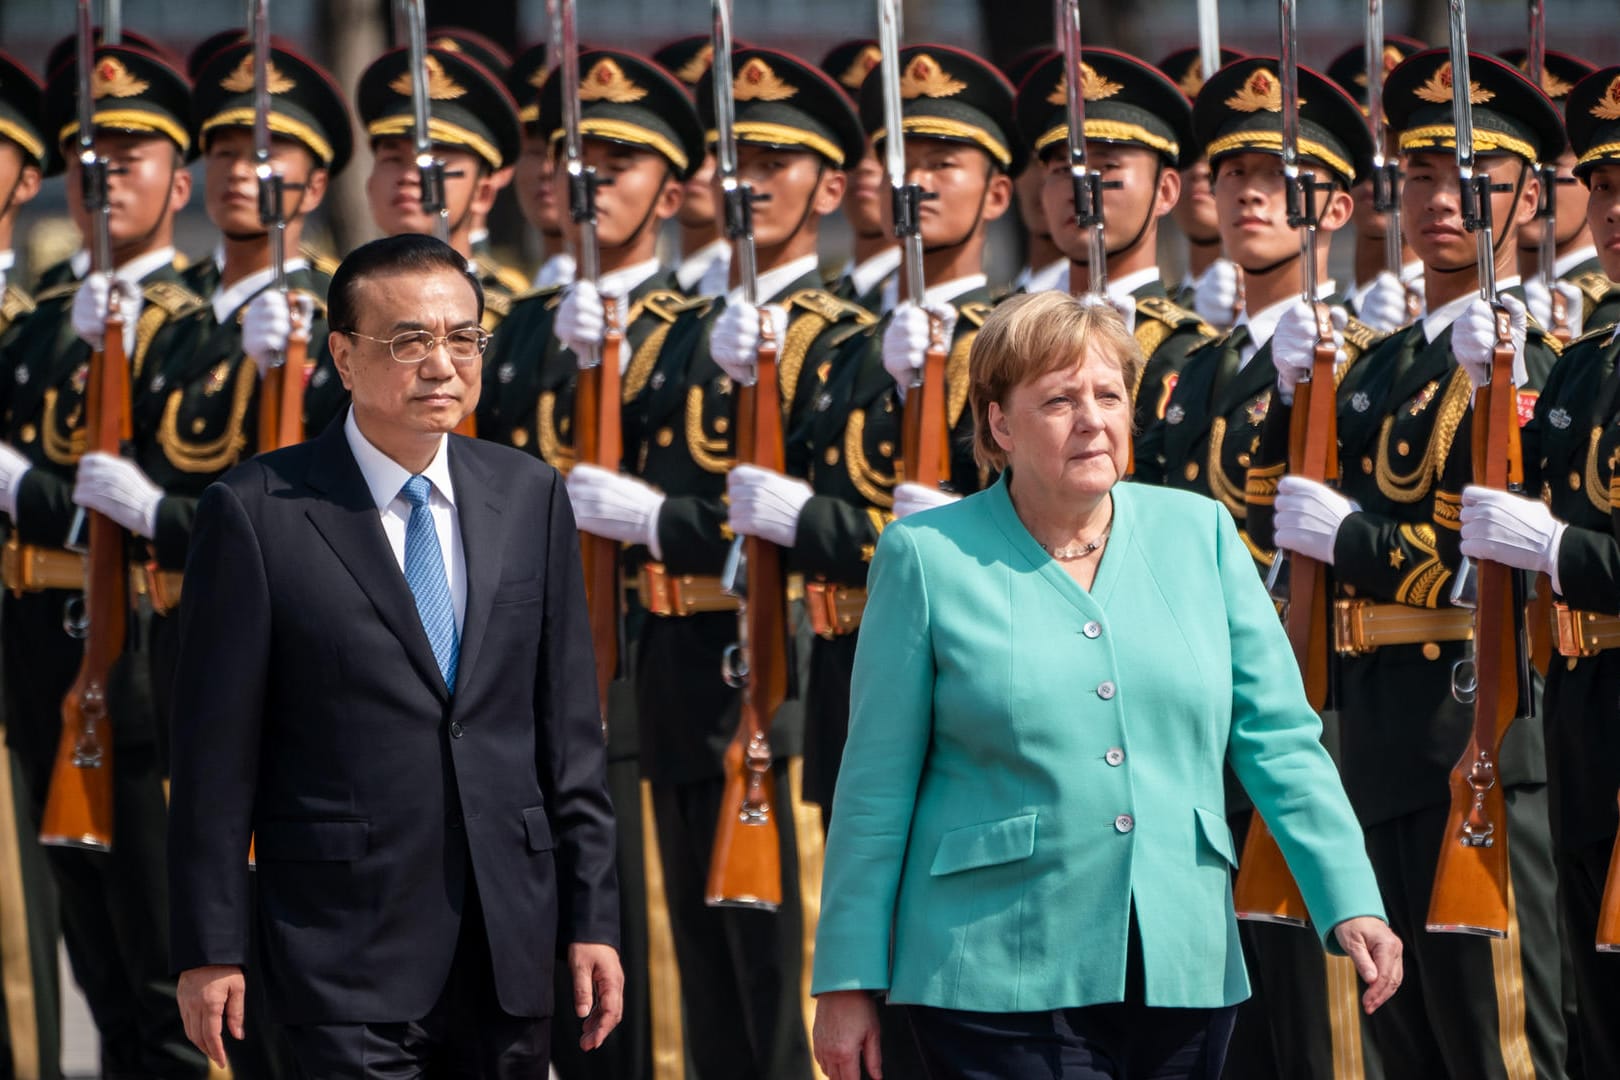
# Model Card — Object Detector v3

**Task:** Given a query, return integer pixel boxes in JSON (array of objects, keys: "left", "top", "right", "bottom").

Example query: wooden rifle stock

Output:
[
  {"left": 575, "top": 300, "right": 623, "bottom": 724},
  {"left": 901, "top": 315, "right": 949, "bottom": 488},
  {"left": 256, "top": 300, "right": 311, "bottom": 451},
  {"left": 40, "top": 304, "right": 129, "bottom": 851},
  {"left": 1427, "top": 315, "right": 1522, "bottom": 937},
  {"left": 1234, "top": 307, "right": 1337, "bottom": 926},
  {"left": 706, "top": 317, "right": 787, "bottom": 910},
  {"left": 1598, "top": 791, "right": 1620, "bottom": 952}
]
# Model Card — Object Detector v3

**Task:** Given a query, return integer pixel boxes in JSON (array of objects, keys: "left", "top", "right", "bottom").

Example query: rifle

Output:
[
  {"left": 1196, "top": 0, "right": 1221, "bottom": 85},
  {"left": 1427, "top": 0, "right": 1534, "bottom": 937},
  {"left": 1598, "top": 791, "right": 1620, "bottom": 950},
  {"left": 41, "top": 0, "right": 123, "bottom": 852},
  {"left": 1236, "top": 0, "right": 1330, "bottom": 927},
  {"left": 249, "top": 0, "right": 309, "bottom": 452},
  {"left": 1527, "top": 0, "right": 1572, "bottom": 343},
  {"left": 551, "top": 0, "right": 620, "bottom": 732},
  {"left": 879, "top": 0, "right": 948, "bottom": 490},
  {"left": 706, "top": 0, "right": 786, "bottom": 911},
  {"left": 1366, "top": 0, "right": 1421, "bottom": 322}
]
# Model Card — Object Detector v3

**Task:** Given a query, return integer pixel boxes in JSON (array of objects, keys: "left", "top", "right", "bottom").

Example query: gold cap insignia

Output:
[
  {"left": 838, "top": 45, "right": 882, "bottom": 92},
  {"left": 1539, "top": 69, "right": 1574, "bottom": 100},
  {"left": 901, "top": 54, "right": 967, "bottom": 99},
  {"left": 1592, "top": 76, "right": 1620, "bottom": 121},
  {"left": 1226, "top": 68, "right": 1301, "bottom": 113},
  {"left": 389, "top": 55, "right": 467, "bottom": 102},
  {"left": 1414, "top": 62, "right": 1494, "bottom": 106},
  {"left": 674, "top": 43, "right": 715, "bottom": 86},
  {"left": 1354, "top": 44, "right": 1408, "bottom": 87},
  {"left": 579, "top": 58, "right": 648, "bottom": 104},
  {"left": 1177, "top": 57, "right": 1205, "bottom": 99},
  {"left": 93, "top": 56, "right": 149, "bottom": 100},
  {"left": 431, "top": 37, "right": 462, "bottom": 53},
  {"left": 220, "top": 52, "right": 295, "bottom": 95},
  {"left": 528, "top": 65, "right": 551, "bottom": 91},
  {"left": 734, "top": 57, "right": 796, "bottom": 102},
  {"left": 1045, "top": 62, "right": 1124, "bottom": 106}
]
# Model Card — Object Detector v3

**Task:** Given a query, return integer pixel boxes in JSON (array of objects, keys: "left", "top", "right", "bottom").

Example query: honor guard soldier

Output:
[
  {"left": 1004, "top": 47, "right": 1066, "bottom": 298},
  {"left": 0, "top": 42, "right": 211, "bottom": 1077},
  {"left": 1135, "top": 56, "right": 1385, "bottom": 1080},
  {"left": 1160, "top": 45, "right": 1248, "bottom": 328},
  {"left": 1252, "top": 49, "right": 1571, "bottom": 1080},
  {"left": 507, "top": 44, "right": 575, "bottom": 293},
  {"left": 820, "top": 40, "right": 898, "bottom": 314},
  {"left": 652, "top": 36, "right": 728, "bottom": 296},
  {"left": 1503, "top": 49, "right": 1620, "bottom": 338},
  {"left": 565, "top": 45, "right": 874, "bottom": 1080},
  {"left": 0, "top": 50, "right": 60, "bottom": 1080},
  {"left": 1454, "top": 66, "right": 1620, "bottom": 1077},
  {"left": 478, "top": 50, "right": 703, "bottom": 1079},
  {"left": 1014, "top": 47, "right": 1219, "bottom": 442},
  {"left": 1327, "top": 36, "right": 1428, "bottom": 333}
]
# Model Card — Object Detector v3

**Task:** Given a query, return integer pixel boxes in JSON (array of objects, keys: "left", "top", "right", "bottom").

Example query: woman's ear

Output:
[{"left": 988, "top": 400, "right": 1014, "bottom": 453}]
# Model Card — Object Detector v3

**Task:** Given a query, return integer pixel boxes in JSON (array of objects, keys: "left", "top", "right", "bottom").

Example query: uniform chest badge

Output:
[
  {"left": 70, "top": 363, "right": 90, "bottom": 395},
  {"left": 1351, "top": 391, "right": 1371, "bottom": 413},
  {"left": 815, "top": 391, "right": 833, "bottom": 412},
  {"left": 1166, "top": 404, "right": 1186, "bottom": 425},
  {"left": 650, "top": 372, "right": 666, "bottom": 390},
  {"left": 1517, "top": 389, "right": 1539, "bottom": 427},
  {"left": 497, "top": 362, "right": 515, "bottom": 384},
  {"left": 1246, "top": 395, "right": 1270, "bottom": 426},
  {"left": 1549, "top": 407, "right": 1572, "bottom": 430},
  {"left": 310, "top": 366, "right": 330, "bottom": 388},
  {"left": 717, "top": 375, "right": 733, "bottom": 396},
  {"left": 12, "top": 365, "right": 27, "bottom": 385},
  {"left": 205, "top": 361, "right": 231, "bottom": 396},
  {"left": 151, "top": 372, "right": 167, "bottom": 392},
  {"left": 1408, "top": 380, "right": 1439, "bottom": 417}
]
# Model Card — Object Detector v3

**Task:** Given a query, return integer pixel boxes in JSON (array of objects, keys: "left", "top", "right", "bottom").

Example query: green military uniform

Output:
[
  {"left": 0, "top": 43, "right": 212, "bottom": 1078},
  {"left": 818, "top": 41, "right": 899, "bottom": 316},
  {"left": 1247, "top": 48, "right": 1572, "bottom": 1080}
]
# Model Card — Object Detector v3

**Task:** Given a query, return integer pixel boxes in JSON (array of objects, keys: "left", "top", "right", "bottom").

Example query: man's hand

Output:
[
  {"left": 73, "top": 452, "right": 164, "bottom": 537},
  {"left": 177, "top": 964, "right": 245, "bottom": 1069},
  {"left": 813, "top": 989, "right": 883, "bottom": 1080},
  {"left": 1333, "top": 916, "right": 1404, "bottom": 1014},
  {"left": 567, "top": 942, "right": 624, "bottom": 1051}
]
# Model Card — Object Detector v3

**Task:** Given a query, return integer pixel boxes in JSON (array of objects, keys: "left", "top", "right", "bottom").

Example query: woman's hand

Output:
[
  {"left": 813, "top": 989, "right": 883, "bottom": 1079},
  {"left": 1333, "top": 916, "right": 1404, "bottom": 1014}
]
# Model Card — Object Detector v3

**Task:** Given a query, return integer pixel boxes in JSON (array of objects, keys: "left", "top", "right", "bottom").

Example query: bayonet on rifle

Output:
[{"left": 1055, "top": 0, "right": 1109, "bottom": 295}]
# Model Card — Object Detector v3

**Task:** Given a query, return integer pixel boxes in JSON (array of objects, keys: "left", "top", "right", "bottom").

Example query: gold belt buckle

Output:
[
  {"left": 1333, "top": 598, "right": 1372, "bottom": 656},
  {"left": 1553, "top": 602, "right": 1601, "bottom": 658},
  {"left": 640, "top": 563, "right": 674, "bottom": 617},
  {"left": 805, "top": 583, "right": 839, "bottom": 639},
  {"left": 144, "top": 562, "right": 181, "bottom": 616}
]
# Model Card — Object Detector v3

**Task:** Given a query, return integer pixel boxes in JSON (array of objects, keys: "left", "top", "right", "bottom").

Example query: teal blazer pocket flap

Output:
[
  {"left": 929, "top": 813, "right": 1038, "bottom": 877},
  {"left": 1194, "top": 806, "right": 1238, "bottom": 868},
  {"left": 523, "top": 806, "right": 555, "bottom": 852},
  {"left": 255, "top": 819, "right": 369, "bottom": 862}
]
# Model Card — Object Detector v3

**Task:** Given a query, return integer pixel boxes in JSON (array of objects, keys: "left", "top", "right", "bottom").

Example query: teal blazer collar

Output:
[{"left": 981, "top": 470, "right": 1136, "bottom": 614}]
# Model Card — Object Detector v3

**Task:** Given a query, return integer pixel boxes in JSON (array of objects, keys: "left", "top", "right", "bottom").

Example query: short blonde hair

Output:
[{"left": 968, "top": 291, "right": 1145, "bottom": 472}]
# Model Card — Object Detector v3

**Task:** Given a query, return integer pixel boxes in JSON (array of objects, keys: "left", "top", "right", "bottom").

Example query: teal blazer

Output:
[{"left": 811, "top": 474, "right": 1385, "bottom": 1011}]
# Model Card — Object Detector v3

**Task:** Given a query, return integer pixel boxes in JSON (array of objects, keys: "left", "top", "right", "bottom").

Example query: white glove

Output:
[
  {"left": 1272, "top": 300, "right": 1349, "bottom": 406},
  {"left": 565, "top": 463, "right": 665, "bottom": 558},
  {"left": 1273, "top": 474, "right": 1357, "bottom": 565},
  {"left": 0, "top": 442, "right": 31, "bottom": 520},
  {"left": 1358, "top": 270, "right": 1417, "bottom": 334},
  {"left": 557, "top": 281, "right": 632, "bottom": 374},
  {"left": 1459, "top": 485, "right": 1566, "bottom": 586},
  {"left": 726, "top": 464, "right": 812, "bottom": 547},
  {"left": 710, "top": 302, "right": 789, "bottom": 387},
  {"left": 1527, "top": 279, "right": 1585, "bottom": 340},
  {"left": 883, "top": 302, "right": 957, "bottom": 396},
  {"left": 1523, "top": 277, "right": 1550, "bottom": 328},
  {"left": 893, "top": 482, "right": 960, "bottom": 520},
  {"left": 1452, "top": 294, "right": 1528, "bottom": 391},
  {"left": 72, "top": 452, "right": 162, "bottom": 538},
  {"left": 242, "top": 290, "right": 316, "bottom": 377},
  {"left": 1193, "top": 258, "right": 1240, "bottom": 328},
  {"left": 71, "top": 275, "right": 142, "bottom": 355}
]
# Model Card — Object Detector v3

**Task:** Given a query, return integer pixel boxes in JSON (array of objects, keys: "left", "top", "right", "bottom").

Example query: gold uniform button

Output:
[
  {"left": 1396, "top": 440, "right": 1410, "bottom": 456},
  {"left": 18, "top": 423, "right": 35, "bottom": 443},
  {"left": 511, "top": 428, "right": 529, "bottom": 448},
  {"left": 191, "top": 417, "right": 207, "bottom": 435},
  {"left": 657, "top": 427, "right": 674, "bottom": 447},
  {"left": 559, "top": 417, "right": 571, "bottom": 435},
  {"left": 1571, "top": 471, "right": 1582, "bottom": 490},
  {"left": 878, "top": 440, "right": 894, "bottom": 457},
  {"left": 1422, "top": 642, "right": 1441, "bottom": 661},
  {"left": 714, "top": 417, "right": 729, "bottom": 433},
  {"left": 1184, "top": 462, "right": 1199, "bottom": 481},
  {"left": 1237, "top": 452, "right": 1251, "bottom": 467},
  {"left": 825, "top": 447, "right": 840, "bottom": 466},
  {"left": 1362, "top": 456, "right": 1374, "bottom": 474}
]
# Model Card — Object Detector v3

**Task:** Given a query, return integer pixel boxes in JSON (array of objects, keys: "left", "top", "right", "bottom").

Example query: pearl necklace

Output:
[{"left": 1040, "top": 529, "right": 1111, "bottom": 561}]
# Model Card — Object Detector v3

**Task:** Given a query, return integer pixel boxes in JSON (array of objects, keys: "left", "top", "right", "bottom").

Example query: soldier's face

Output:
[
  {"left": 330, "top": 267, "right": 482, "bottom": 440},
  {"left": 1170, "top": 158, "right": 1219, "bottom": 242},
  {"left": 1402, "top": 151, "right": 1539, "bottom": 270},
  {"left": 1212, "top": 152, "right": 1297, "bottom": 271},
  {"left": 558, "top": 140, "right": 681, "bottom": 251},
  {"left": 0, "top": 142, "right": 40, "bottom": 227},
  {"left": 1351, "top": 129, "right": 1401, "bottom": 243},
  {"left": 725, "top": 144, "right": 844, "bottom": 250},
  {"left": 65, "top": 132, "right": 191, "bottom": 254},
  {"left": 1041, "top": 144, "right": 1177, "bottom": 264},
  {"left": 1517, "top": 149, "right": 1588, "bottom": 252},
  {"left": 1584, "top": 164, "right": 1620, "bottom": 281},
  {"left": 202, "top": 128, "right": 326, "bottom": 238},
  {"left": 988, "top": 343, "right": 1131, "bottom": 501},
  {"left": 679, "top": 152, "right": 719, "bottom": 228},
  {"left": 1016, "top": 162, "right": 1049, "bottom": 239},
  {"left": 513, "top": 131, "right": 562, "bottom": 235},
  {"left": 366, "top": 138, "right": 486, "bottom": 238},
  {"left": 882, "top": 139, "right": 1011, "bottom": 250},
  {"left": 843, "top": 151, "right": 887, "bottom": 239}
]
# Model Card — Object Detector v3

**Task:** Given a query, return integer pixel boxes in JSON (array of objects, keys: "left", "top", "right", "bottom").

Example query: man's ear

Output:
[
  {"left": 813, "top": 167, "right": 847, "bottom": 216},
  {"left": 469, "top": 166, "right": 501, "bottom": 217},
  {"left": 168, "top": 164, "right": 193, "bottom": 214},
  {"left": 297, "top": 166, "right": 330, "bottom": 217},
  {"left": 1152, "top": 163, "right": 1182, "bottom": 219},
  {"left": 1320, "top": 186, "right": 1356, "bottom": 233},
  {"left": 981, "top": 171, "right": 1014, "bottom": 223},
  {"left": 654, "top": 175, "right": 684, "bottom": 222},
  {"left": 1512, "top": 162, "right": 1541, "bottom": 229},
  {"left": 10, "top": 163, "right": 41, "bottom": 210},
  {"left": 329, "top": 331, "right": 355, "bottom": 391}
]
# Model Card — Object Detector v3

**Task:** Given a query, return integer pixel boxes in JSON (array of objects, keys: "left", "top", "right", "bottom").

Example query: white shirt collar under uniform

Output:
[
  {"left": 879, "top": 272, "right": 989, "bottom": 314},
  {"left": 727, "top": 254, "right": 821, "bottom": 308},
  {"left": 70, "top": 245, "right": 176, "bottom": 286},
  {"left": 0, "top": 250, "right": 12, "bottom": 294},
  {"left": 1554, "top": 245, "right": 1598, "bottom": 279},
  {"left": 1234, "top": 280, "right": 1338, "bottom": 370},
  {"left": 1422, "top": 277, "right": 1520, "bottom": 344},
  {"left": 210, "top": 258, "right": 310, "bottom": 324},
  {"left": 1102, "top": 266, "right": 1164, "bottom": 332},
  {"left": 844, "top": 245, "right": 902, "bottom": 302},
  {"left": 596, "top": 257, "right": 662, "bottom": 302},
  {"left": 1015, "top": 257, "right": 1069, "bottom": 296},
  {"left": 676, "top": 238, "right": 730, "bottom": 294}
]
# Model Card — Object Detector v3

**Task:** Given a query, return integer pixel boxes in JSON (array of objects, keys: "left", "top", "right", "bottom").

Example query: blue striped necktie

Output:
[{"left": 400, "top": 475, "right": 459, "bottom": 692}]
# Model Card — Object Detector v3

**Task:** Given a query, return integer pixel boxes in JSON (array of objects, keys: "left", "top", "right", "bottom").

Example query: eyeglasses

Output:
[{"left": 344, "top": 327, "right": 491, "bottom": 365}]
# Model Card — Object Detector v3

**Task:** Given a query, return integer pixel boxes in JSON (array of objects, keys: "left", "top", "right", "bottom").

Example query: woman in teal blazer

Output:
[{"left": 811, "top": 293, "right": 1401, "bottom": 1080}]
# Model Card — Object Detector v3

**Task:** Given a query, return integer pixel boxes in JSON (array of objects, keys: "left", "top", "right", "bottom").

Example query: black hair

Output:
[{"left": 327, "top": 233, "right": 484, "bottom": 334}]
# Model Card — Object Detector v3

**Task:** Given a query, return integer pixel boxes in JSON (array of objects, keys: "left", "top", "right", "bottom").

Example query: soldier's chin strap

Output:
[
  {"left": 599, "top": 166, "right": 674, "bottom": 259},
  {"left": 0, "top": 169, "right": 28, "bottom": 219},
  {"left": 1104, "top": 162, "right": 1166, "bottom": 263},
  {"left": 752, "top": 161, "right": 827, "bottom": 273},
  {"left": 922, "top": 162, "right": 994, "bottom": 261},
  {"left": 113, "top": 154, "right": 183, "bottom": 270},
  {"left": 1429, "top": 159, "right": 1530, "bottom": 276}
]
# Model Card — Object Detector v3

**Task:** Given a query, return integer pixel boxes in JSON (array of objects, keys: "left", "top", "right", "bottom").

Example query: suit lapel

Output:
[
  {"left": 302, "top": 422, "right": 450, "bottom": 703},
  {"left": 447, "top": 439, "right": 505, "bottom": 697}
]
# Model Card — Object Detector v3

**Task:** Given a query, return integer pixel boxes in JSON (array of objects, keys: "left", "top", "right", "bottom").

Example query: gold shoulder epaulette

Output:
[
  {"left": 1569, "top": 322, "right": 1619, "bottom": 347},
  {"left": 1342, "top": 317, "right": 1384, "bottom": 353},
  {"left": 142, "top": 280, "right": 205, "bottom": 318},
  {"left": 1572, "top": 270, "right": 1617, "bottom": 306},
  {"left": 1527, "top": 318, "right": 1565, "bottom": 355},
  {"left": 1, "top": 285, "right": 35, "bottom": 325},
  {"left": 1137, "top": 294, "right": 1214, "bottom": 337},
  {"left": 299, "top": 243, "right": 341, "bottom": 278},
  {"left": 784, "top": 288, "right": 877, "bottom": 326},
  {"left": 957, "top": 300, "right": 995, "bottom": 329},
  {"left": 480, "top": 259, "right": 531, "bottom": 297},
  {"left": 639, "top": 289, "right": 703, "bottom": 324},
  {"left": 483, "top": 290, "right": 513, "bottom": 320},
  {"left": 34, "top": 281, "right": 80, "bottom": 305}
]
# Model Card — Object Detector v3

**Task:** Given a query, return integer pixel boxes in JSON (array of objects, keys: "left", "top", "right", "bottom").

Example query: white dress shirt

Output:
[
  {"left": 70, "top": 245, "right": 177, "bottom": 286},
  {"left": 344, "top": 408, "right": 467, "bottom": 634},
  {"left": 841, "top": 246, "right": 903, "bottom": 306},
  {"left": 1233, "top": 280, "right": 1338, "bottom": 371},
  {"left": 878, "top": 272, "right": 989, "bottom": 314},
  {"left": 1422, "top": 277, "right": 1520, "bottom": 344},
  {"left": 210, "top": 259, "right": 310, "bottom": 324},
  {"left": 1013, "top": 257, "right": 1069, "bottom": 297},
  {"left": 728, "top": 254, "right": 822, "bottom": 308},
  {"left": 677, "top": 238, "right": 731, "bottom": 294}
]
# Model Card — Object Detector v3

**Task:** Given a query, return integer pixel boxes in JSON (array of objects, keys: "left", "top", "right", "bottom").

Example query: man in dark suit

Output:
[{"left": 166, "top": 234, "right": 623, "bottom": 1076}]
